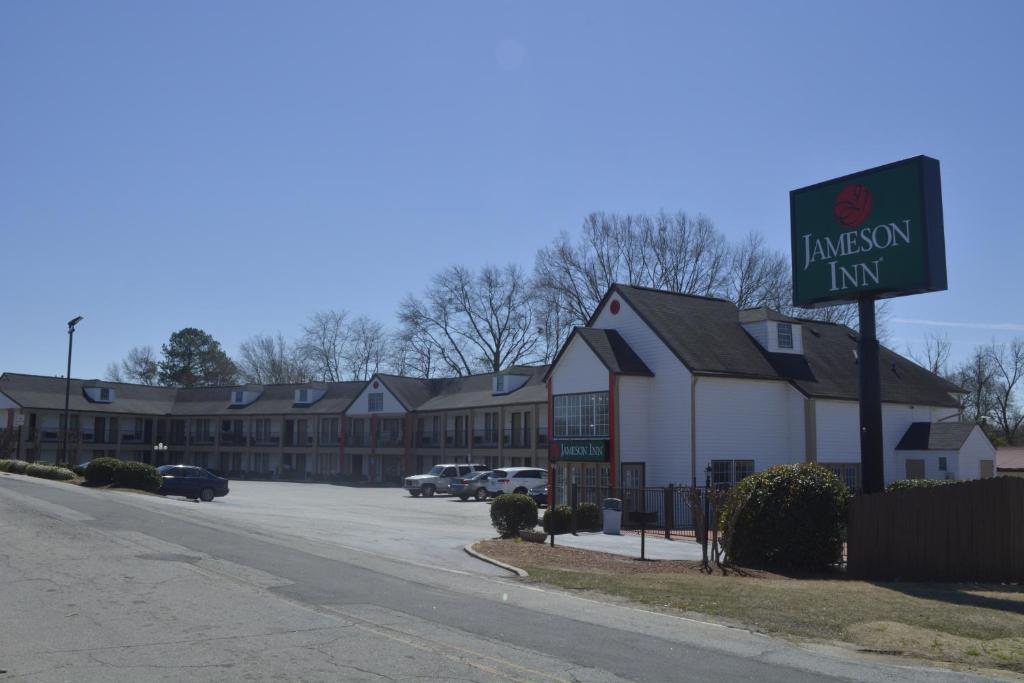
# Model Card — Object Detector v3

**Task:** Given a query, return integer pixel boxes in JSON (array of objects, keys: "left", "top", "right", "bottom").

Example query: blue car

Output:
[
  {"left": 157, "top": 465, "right": 229, "bottom": 502},
  {"left": 528, "top": 483, "right": 548, "bottom": 507}
]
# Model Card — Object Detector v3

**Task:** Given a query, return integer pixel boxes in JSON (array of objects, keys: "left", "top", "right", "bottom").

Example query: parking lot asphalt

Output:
[{"left": 163, "top": 480, "right": 508, "bottom": 575}]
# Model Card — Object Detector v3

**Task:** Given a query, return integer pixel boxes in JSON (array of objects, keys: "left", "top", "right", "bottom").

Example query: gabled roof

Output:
[
  {"left": 585, "top": 284, "right": 962, "bottom": 407},
  {"left": 416, "top": 365, "right": 549, "bottom": 412},
  {"left": 545, "top": 328, "right": 653, "bottom": 380},
  {"left": 372, "top": 374, "right": 438, "bottom": 411},
  {"left": 998, "top": 447, "right": 1024, "bottom": 471},
  {"left": 0, "top": 373, "right": 178, "bottom": 415},
  {"left": 895, "top": 422, "right": 978, "bottom": 451}
]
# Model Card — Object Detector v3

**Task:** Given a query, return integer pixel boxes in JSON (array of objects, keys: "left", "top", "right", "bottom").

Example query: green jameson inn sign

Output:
[
  {"left": 555, "top": 440, "right": 608, "bottom": 462},
  {"left": 790, "top": 156, "right": 947, "bottom": 307}
]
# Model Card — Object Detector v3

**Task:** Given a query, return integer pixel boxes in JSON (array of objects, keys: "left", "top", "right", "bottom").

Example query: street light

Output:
[
  {"left": 153, "top": 442, "right": 168, "bottom": 466},
  {"left": 61, "top": 316, "right": 84, "bottom": 465}
]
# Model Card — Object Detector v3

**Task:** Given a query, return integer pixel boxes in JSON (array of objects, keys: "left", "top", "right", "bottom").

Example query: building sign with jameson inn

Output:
[
  {"left": 552, "top": 440, "right": 608, "bottom": 463},
  {"left": 790, "top": 155, "right": 947, "bottom": 307}
]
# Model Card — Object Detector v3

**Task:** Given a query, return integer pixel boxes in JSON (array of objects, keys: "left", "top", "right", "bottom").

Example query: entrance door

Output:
[
  {"left": 905, "top": 459, "right": 925, "bottom": 479},
  {"left": 621, "top": 462, "right": 646, "bottom": 514},
  {"left": 351, "top": 454, "right": 364, "bottom": 478},
  {"left": 980, "top": 459, "right": 994, "bottom": 478}
]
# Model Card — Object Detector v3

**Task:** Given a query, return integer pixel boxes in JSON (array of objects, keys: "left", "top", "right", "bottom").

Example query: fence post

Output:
[
  {"left": 571, "top": 483, "right": 578, "bottom": 535},
  {"left": 664, "top": 484, "right": 674, "bottom": 540}
]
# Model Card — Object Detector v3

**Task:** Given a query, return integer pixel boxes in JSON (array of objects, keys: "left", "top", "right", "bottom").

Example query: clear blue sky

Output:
[{"left": 3, "top": 1, "right": 1022, "bottom": 379}]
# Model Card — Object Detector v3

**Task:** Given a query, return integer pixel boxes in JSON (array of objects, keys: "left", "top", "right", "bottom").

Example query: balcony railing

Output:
[
  {"left": 471, "top": 429, "right": 499, "bottom": 448},
  {"left": 37, "top": 428, "right": 62, "bottom": 442},
  {"left": 376, "top": 431, "right": 404, "bottom": 448},
  {"left": 445, "top": 430, "right": 468, "bottom": 449},
  {"left": 415, "top": 431, "right": 441, "bottom": 448},
  {"left": 346, "top": 431, "right": 371, "bottom": 447},
  {"left": 284, "top": 434, "right": 315, "bottom": 447},
  {"left": 191, "top": 434, "right": 216, "bottom": 445},
  {"left": 120, "top": 431, "right": 150, "bottom": 445},
  {"left": 503, "top": 428, "right": 532, "bottom": 449},
  {"left": 220, "top": 432, "right": 248, "bottom": 446},
  {"left": 320, "top": 434, "right": 340, "bottom": 446},
  {"left": 251, "top": 435, "right": 281, "bottom": 447},
  {"left": 167, "top": 434, "right": 189, "bottom": 446}
]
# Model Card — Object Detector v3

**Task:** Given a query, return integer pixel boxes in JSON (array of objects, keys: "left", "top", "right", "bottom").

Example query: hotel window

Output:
[
  {"left": 553, "top": 392, "right": 609, "bottom": 438},
  {"left": 99, "top": 387, "right": 110, "bottom": 401},
  {"left": 825, "top": 463, "right": 861, "bottom": 492},
  {"left": 298, "top": 389, "right": 309, "bottom": 403},
  {"left": 368, "top": 393, "right": 384, "bottom": 412},
  {"left": 495, "top": 375, "right": 505, "bottom": 392},
  {"left": 710, "top": 459, "right": 755, "bottom": 487},
  {"left": 777, "top": 323, "right": 793, "bottom": 349}
]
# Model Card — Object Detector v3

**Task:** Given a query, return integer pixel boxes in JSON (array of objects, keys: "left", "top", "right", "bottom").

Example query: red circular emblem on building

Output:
[
  {"left": 372, "top": 381, "right": 379, "bottom": 389},
  {"left": 610, "top": 300, "right": 621, "bottom": 314},
  {"left": 833, "top": 183, "right": 873, "bottom": 228}
]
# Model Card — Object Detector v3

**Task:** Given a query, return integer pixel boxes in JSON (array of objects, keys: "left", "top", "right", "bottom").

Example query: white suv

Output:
[{"left": 485, "top": 467, "right": 548, "bottom": 497}]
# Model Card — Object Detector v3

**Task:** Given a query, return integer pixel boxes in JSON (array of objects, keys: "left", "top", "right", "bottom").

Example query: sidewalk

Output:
[{"left": 552, "top": 530, "right": 705, "bottom": 560}]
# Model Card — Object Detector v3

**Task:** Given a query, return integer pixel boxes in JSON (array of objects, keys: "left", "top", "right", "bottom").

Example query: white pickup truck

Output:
[{"left": 404, "top": 463, "right": 488, "bottom": 497}]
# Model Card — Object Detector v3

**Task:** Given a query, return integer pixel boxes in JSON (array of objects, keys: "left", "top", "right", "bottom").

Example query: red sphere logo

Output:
[
  {"left": 610, "top": 300, "right": 621, "bottom": 315},
  {"left": 833, "top": 183, "right": 873, "bottom": 229}
]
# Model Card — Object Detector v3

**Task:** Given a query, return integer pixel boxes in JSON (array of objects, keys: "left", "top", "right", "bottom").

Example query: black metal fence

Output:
[{"left": 555, "top": 483, "right": 718, "bottom": 537}]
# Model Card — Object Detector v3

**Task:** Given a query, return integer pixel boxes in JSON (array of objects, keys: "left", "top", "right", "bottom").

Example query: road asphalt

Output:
[{"left": 0, "top": 475, "right": 1007, "bottom": 682}]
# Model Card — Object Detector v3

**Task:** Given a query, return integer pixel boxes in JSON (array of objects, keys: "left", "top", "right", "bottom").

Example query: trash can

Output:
[{"left": 603, "top": 498, "right": 622, "bottom": 535}]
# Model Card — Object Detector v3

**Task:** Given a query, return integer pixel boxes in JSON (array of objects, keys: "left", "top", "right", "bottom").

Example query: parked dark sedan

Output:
[
  {"left": 157, "top": 465, "right": 229, "bottom": 502},
  {"left": 528, "top": 483, "right": 548, "bottom": 507}
]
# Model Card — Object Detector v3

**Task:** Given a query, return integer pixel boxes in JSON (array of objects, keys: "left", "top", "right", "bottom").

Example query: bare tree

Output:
[
  {"left": 907, "top": 332, "right": 953, "bottom": 376},
  {"left": 387, "top": 328, "right": 437, "bottom": 378},
  {"left": 952, "top": 346, "right": 998, "bottom": 426},
  {"left": 104, "top": 363, "right": 124, "bottom": 382},
  {"left": 400, "top": 264, "right": 543, "bottom": 375},
  {"left": 345, "top": 316, "right": 388, "bottom": 381},
  {"left": 723, "top": 232, "right": 790, "bottom": 310},
  {"left": 107, "top": 346, "right": 159, "bottom": 385},
  {"left": 298, "top": 310, "right": 349, "bottom": 382},
  {"left": 238, "top": 333, "right": 311, "bottom": 384},
  {"left": 987, "top": 337, "right": 1024, "bottom": 444}
]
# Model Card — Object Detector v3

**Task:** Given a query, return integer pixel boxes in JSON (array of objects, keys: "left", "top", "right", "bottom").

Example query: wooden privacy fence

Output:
[{"left": 847, "top": 476, "right": 1024, "bottom": 582}]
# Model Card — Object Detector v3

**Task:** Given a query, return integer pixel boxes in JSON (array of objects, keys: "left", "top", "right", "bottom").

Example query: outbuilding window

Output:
[
  {"left": 938, "top": 456, "right": 948, "bottom": 471},
  {"left": 553, "top": 392, "right": 609, "bottom": 438},
  {"left": 777, "top": 323, "right": 793, "bottom": 349}
]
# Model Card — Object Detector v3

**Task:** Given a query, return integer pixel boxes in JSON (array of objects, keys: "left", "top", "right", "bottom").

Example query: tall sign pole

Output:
[{"left": 791, "top": 156, "right": 946, "bottom": 494}]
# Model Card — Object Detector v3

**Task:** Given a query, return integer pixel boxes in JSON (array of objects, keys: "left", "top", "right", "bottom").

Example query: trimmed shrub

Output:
[
  {"left": 490, "top": 493, "right": 538, "bottom": 538},
  {"left": 25, "top": 463, "right": 75, "bottom": 481},
  {"left": 576, "top": 502, "right": 601, "bottom": 531},
  {"left": 0, "top": 459, "right": 30, "bottom": 474},
  {"left": 719, "top": 463, "right": 849, "bottom": 570},
  {"left": 542, "top": 505, "right": 573, "bottom": 535},
  {"left": 84, "top": 457, "right": 122, "bottom": 486},
  {"left": 112, "top": 461, "right": 161, "bottom": 492},
  {"left": 886, "top": 478, "right": 955, "bottom": 493}
]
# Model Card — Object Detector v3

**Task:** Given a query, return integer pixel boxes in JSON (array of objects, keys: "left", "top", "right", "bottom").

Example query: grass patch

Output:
[{"left": 476, "top": 539, "right": 1024, "bottom": 673}]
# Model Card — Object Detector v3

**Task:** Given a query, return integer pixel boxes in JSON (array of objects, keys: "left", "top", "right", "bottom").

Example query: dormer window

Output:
[
  {"left": 233, "top": 390, "right": 245, "bottom": 404},
  {"left": 298, "top": 389, "right": 309, "bottom": 404},
  {"left": 495, "top": 375, "right": 505, "bottom": 393},
  {"left": 99, "top": 387, "right": 110, "bottom": 402},
  {"left": 777, "top": 323, "right": 793, "bottom": 349}
]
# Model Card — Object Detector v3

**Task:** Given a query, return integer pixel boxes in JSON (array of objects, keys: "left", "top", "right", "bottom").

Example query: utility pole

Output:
[{"left": 61, "top": 316, "right": 84, "bottom": 464}]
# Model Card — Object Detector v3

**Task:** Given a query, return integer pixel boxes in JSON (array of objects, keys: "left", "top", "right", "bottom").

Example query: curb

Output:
[{"left": 463, "top": 543, "right": 529, "bottom": 578}]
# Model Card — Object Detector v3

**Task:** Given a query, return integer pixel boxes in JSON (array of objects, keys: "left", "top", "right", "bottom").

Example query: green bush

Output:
[
  {"left": 576, "top": 502, "right": 601, "bottom": 530},
  {"left": 719, "top": 463, "right": 849, "bottom": 570},
  {"left": 542, "top": 505, "right": 573, "bottom": 535},
  {"left": 490, "top": 493, "right": 538, "bottom": 538},
  {"left": 84, "top": 457, "right": 122, "bottom": 486},
  {"left": 25, "top": 463, "right": 75, "bottom": 481},
  {"left": 112, "top": 461, "right": 161, "bottom": 492},
  {"left": 0, "top": 459, "right": 30, "bottom": 474},
  {"left": 886, "top": 478, "right": 955, "bottom": 493}
]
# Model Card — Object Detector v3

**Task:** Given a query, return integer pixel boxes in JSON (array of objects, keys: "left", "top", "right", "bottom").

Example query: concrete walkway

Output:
[{"left": 553, "top": 529, "right": 706, "bottom": 560}]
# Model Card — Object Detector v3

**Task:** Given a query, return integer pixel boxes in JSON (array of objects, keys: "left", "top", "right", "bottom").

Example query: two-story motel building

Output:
[{"left": 0, "top": 285, "right": 995, "bottom": 488}]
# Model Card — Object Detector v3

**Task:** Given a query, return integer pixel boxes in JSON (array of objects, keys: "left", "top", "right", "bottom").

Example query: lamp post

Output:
[
  {"left": 153, "top": 442, "right": 168, "bottom": 467},
  {"left": 61, "top": 316, "right": 84, "bottom": 465}
]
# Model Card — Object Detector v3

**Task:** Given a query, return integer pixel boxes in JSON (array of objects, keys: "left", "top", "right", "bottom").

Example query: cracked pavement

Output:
[{"left": 0, "top": 475, "right": 1006, "bottom": 682}]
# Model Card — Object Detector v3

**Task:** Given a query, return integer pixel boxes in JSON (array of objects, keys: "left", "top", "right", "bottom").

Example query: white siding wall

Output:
[
  {"left": 347, "top": 379, "right": 405, "bottom": 416},
  {"left": 955, "top": 427, "right": 996, "bottom": 480},
  {"left": 696, "top": 378, "right": 803, "bottom": 476},
  {"left": 549, "top": 336, "right": 608, "bottom": 395},
  {"left": 816, "top": 399, "right": 961, "bottom": 485},
  {"left": 616, "top": 374, "right": 652, "bottom": 476},
  {"left": 592, "top": 295, "right": 693, "bottom": 486},
  {"left": 895, "top": 449, "right": 955, "bottom": 480}
]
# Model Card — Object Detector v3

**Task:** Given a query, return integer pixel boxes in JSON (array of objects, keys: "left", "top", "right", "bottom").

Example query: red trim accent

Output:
[
  {"left": 547, "top": 379, "right": 555, "bottom": 507},
  {"left": 338, "top": 414, "right": 346, "bottom": 473},
  {"left": 370, "top": 415, "right": 378, "bottom": 453},
  {"left": 608, "top": 372, "right": 617, "bottom": 488},
  {"left": 403, "top": 413, "right": 413, "bottom": 477}
]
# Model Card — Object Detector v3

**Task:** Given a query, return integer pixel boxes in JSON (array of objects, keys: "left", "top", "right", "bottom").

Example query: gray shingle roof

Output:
[
  {"left": 415, "top": 366, "right": 549, "bottom": 412},
  {"left": 0, "top": 373, "right": 363, "bottom": 416},
  {"left": 608, "top": 284, "right": 962, "bottom": 407},
  {"left": 572, "top": 328, "right": 653, "bottom": 377},
  {"left": 895, "top": 422, "right": 978, "bottom": 450}
]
